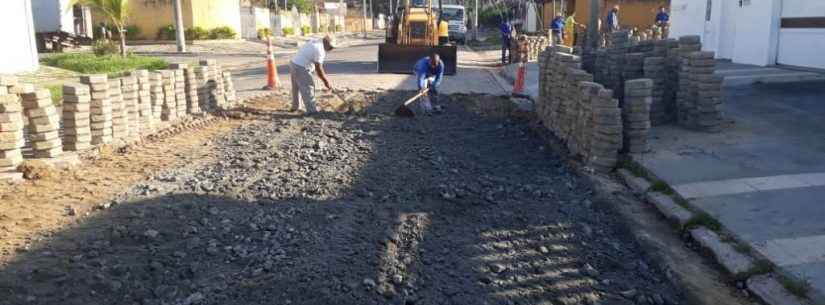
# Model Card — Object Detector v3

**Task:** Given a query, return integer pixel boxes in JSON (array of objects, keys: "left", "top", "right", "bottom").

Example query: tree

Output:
[
  {"left": 69, "top": 0, "right": 131, "bottom": 56},
  {"left": 287, "top": 0, "right": 314, "bottom": 14}
]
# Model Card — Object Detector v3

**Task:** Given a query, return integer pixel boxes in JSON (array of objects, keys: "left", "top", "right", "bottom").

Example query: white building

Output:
[
  {"left": 0, "top": 0, "right": 39, "bottom": 74},
  {"left": 31, "top": 0, "right": 93, "bottom": 37},
  {"left": 669, "top": 0, "right": 825, "bottom": 70}
]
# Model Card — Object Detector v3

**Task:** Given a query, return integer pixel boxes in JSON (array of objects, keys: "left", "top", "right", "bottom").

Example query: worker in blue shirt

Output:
[
  {"left": 655, "top": 6, "right": 670, "bottom": 26},
  {"left": 500, "top": 18, "right": 513, "bottom": 64},
  {"left": 550, "top": 13, "right": 565, "bottom": 45},
  {"left": 606, "top": 5, "right": 620, "bottom": 33},
  {"left": 414, "top": 54, "right": 444, "bottom": 114}
]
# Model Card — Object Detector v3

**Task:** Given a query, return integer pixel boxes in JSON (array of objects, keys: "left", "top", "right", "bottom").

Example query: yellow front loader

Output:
[{"left": 378, "top": 0, "right": 457, "bottom": 75}]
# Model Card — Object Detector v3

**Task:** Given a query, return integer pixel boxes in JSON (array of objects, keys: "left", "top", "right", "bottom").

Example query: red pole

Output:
[{"left": 265, "top": 36, "right": 279, "bottom": 90}]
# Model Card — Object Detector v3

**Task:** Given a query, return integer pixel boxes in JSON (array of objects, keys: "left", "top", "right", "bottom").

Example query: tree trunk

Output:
[{"left": 119, "top": 28, "right": 127, "bottom": 56}]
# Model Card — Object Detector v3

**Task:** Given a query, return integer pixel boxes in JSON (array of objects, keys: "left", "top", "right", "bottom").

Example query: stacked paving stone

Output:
[
  {"left": 622, "top": 53, "right": 646, "bottom": 84},
  {"left": 160, "top": 70, "right": 177, "bottom": 122},
  {"left": 536, "top": 46, "right": 622, "bottom": 173},
  {"left": 589, "top": 86, "right": 623, "bottom": 172},
  {"left": 606, "top": 31, "right": 630, "bottom": 100},
  {"left": 81, "top": 75, "right": 112, "bottom": 145},
  {"left": 675, "top": 35, "right": 702, "bottom": 126},
  {"left": 644, "top": 57, "right": 670, "bottom": 125},
  {"left": 525, "top": 36, "right": 549, "bottom": 61},
  {"left": 21, "top": 89, "right": 62, "bottom": 158},
  {"left": 222, "top": 71, "right": 237, "bottom": 106},
  {"left": 130, "top": 70, "right": 154, "bottom": 133},
  {"left": 109, "top": 78, "right": 128, "bottom": 142},
  {"left": 120, "top": 75, "right": 140, "bottom": 141},
  {"left": 688, "top": 51, "right": 724, "bottom": 132},
  {"left": 200, "top": 60, "right": 227, "bottom": 109},
  {"left": 623, "top": 79, "right": 654, "bottom": 153},
  {"left": 149, "top": 72, "right": 165, "bottom": 125},
  {"left": 0, "top": 93, "right": 24, "bottom": 173},
  {"left": 195, "top": 66, "right": 212, "bottom": 111},
  {"left": 172, "top": 68, "right": 188, "bottom": 119},
  {"left": 61, "top": 83, "right": 92, "bottom": 151},
  {"left": 170, "top": 64, "right": 201, "bottom": 115}
]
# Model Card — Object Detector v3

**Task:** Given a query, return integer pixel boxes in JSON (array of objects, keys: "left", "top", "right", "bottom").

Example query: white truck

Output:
[{"left": 439, "top": 4, "right": 467, "bottom": 44}]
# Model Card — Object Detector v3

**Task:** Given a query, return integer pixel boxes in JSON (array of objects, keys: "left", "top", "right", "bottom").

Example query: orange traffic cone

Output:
[
  {"left": 512, "top": 62, "right": 525, "bottom": 96},
  {"left": 264, "top": 36, "right": 280, "bottom": 90}
]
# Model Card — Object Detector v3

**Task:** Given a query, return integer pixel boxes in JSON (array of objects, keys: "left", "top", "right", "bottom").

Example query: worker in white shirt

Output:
[{"left": 290, "top": 35, "right": 336, "bottom": 114}]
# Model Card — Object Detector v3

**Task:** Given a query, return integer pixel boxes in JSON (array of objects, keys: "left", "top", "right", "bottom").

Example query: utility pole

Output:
[
  {"left": 173, "top": 0, "right": 186, "bottom": 53},
  {"left": 473, "top": 0, "right": 478, "bottom": 41},
  {"left": 362, "top": 0, "right": 368, "bottom": 38},
  {"left": 588, "top": 0, "right": 599, "bottom": 49}
]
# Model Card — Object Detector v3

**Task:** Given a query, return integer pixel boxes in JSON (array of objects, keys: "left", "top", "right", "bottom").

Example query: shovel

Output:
[{"left": 394, "top": 90, "right": 428, "bottom": 117}]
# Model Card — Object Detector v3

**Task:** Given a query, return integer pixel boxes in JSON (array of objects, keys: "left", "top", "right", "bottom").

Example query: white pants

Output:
[{"left": 290, "top": 62, "right": 317, "bottom": 113}]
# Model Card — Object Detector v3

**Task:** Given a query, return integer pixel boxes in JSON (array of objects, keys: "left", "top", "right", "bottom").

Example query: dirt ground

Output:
[
  {"left": 0, "top": 91, "right": 692, "bottom": 305},
  {"left": 0, "top": 118, "right": 245, "bottom": 264}
]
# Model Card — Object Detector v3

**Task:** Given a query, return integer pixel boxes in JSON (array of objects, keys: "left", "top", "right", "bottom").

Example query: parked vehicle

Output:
[{"left": 440, "top": 4, "right": 466, "bottom": 44}]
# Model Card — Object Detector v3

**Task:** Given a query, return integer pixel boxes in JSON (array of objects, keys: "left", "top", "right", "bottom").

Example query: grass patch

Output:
[
  {"left": 649, "top": 181, "right": 674, "bottom": 195},
  {"left": 685, "top": 212, "right": 723, "bottom": 232},
  {"left": 42, "top": 53, "right": 168, "bottom": 76},
  {"left": 619, "top": 158, "right": 649, "bottom": 178},
  {"left": 46, "top": 85, "right": 63, "bottom": 106},
  {"left": 732, "top": 241, "right": 753, "bottom": 254},
  {"left": 734, "top": 259, "right": 773, "bottom": 281},
  {"left": 778, "top": 274, "right": 810, "bottom": 298}
]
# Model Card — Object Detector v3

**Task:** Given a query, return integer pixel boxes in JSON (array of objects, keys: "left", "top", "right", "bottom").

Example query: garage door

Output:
[{"left": 777, "top": 0, "right": 825, "bottom": 69}]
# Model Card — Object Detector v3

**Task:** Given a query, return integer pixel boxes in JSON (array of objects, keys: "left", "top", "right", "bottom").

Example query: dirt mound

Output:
[{"left": 17, "top": 160, "right": 55, "bottom": 180}]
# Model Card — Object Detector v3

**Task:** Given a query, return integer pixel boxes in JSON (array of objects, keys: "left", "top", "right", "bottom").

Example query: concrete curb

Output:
[
  {"left": 616, "top": 158, "right": 815, "bottom": 305},
  {"left": 749, "top": 274, "right": 812, "bottom": 305},
  {"left": 689, "top": 227, "right": 756, "bottom": 275},
  {"left": 646, "top": 192, "right": 693, "bottom": 228}
]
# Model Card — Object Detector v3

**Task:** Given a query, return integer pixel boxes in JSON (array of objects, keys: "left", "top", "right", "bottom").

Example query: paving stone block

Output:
[{"left": 690, "top": 227, "right": 755, "bottom": 275}]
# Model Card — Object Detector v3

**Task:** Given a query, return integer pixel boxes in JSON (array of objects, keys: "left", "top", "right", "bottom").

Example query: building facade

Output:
[
  {"left": 543, "top": 0, "right": 668, "bottom": 33},
  {"left": 0, "top": 0, "right": 39, "bottom": 74},
  {"left": 95, "top": 0, "right": 243, "bottom": 40},
  {"left": 31, "top": 0, "right": 94, "bottom": 38},
  {"left": 670, "top": 0, "right": 825, "bottom": 69}
]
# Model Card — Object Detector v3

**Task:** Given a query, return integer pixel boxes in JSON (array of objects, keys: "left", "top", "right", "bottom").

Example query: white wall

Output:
[
  {"left": 31, "top": 0, "right": 74, "bottom": 34},
  {"left": 668, "top": 0, "right": 707, "bottom": 42},
  {"left": 0, "top": 0, "right": 39, "bottom": 74},
  {"left": 776, "top": 0, "right": 825, "bottom": 69},
  {"left": 716, "top": 0, "right": 738, "bottom": 59},
  {"left": 732, "top": 0, "right": 781, "bottom": 66}
]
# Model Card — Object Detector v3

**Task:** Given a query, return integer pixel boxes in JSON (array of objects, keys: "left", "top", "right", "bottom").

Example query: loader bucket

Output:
[{"left": 377, "top": 43, "right": 457, "bottom": 75}]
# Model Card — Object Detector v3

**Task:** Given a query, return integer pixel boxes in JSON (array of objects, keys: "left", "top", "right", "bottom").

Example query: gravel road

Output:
[{"left": 0, "top": 92, "right": 684, "bottom": 305}]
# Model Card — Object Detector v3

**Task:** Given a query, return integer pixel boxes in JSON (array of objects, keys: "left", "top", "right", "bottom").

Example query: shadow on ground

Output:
[{"left": 0, "top": 72, "right": 680, "bottom": 305}]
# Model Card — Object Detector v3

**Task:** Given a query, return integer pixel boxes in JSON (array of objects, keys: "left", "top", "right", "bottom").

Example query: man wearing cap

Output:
[
  {"left": 290, "top": 35, "right": 336, "bottom": 114},
  {"left": 413, "top": 53, "right": 444, "bottom": 114}
]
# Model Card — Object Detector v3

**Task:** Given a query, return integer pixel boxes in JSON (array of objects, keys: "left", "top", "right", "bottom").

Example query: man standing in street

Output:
[
  {"left": 564, "top": 12, "right": 580, "bottom": 46},
  {"left": 414, "top": 53, "right": 445, "bottom": 114},
  {"left": 500, "top": 18, "right": 514, "bottom": 65},
  {"left": 550, "top": 13, "right": 565, "bottom": 46},
  {"left": 655, "top": 6, "right": 670, "bottom": 39},
  {"left": 290, "top": 35, "right": 336, "bottom": 114},
  {"left": 606, "top": 5, "right": 620, "bottom": 33}
]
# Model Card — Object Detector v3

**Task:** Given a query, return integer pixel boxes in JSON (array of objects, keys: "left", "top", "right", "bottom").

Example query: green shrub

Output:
[
  {"left": 257, "top": 27, "right": 272, "bottom": 39},
  {"left": 123, "top": 25, "right": 141, "bottom": 40},
  {"left": 282, "top": 27, "right": 295, "bottom": 36},
  {"left": 301, "top": 25, "right": 311, "bottom": 36},
  {"left": 335, "top": 25, "right": 343, "bottom": 32},
  {"left": 208, "top": 26, "right": 237, "bottom": 39},
  {"left": 479, "top": 7, "right": 507, "bottom": 27},
  {"left": 186, "top": 26, "right": 209, "bottom": 40},
  {"left": 92, "top": 40, "right": 119, "bottom": 56},
  {"left": 42, "top": 53, "right": 168, "bottom": 75},
  {"left": 158, "top": 24, "right": 176, "bottom": 40}
]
